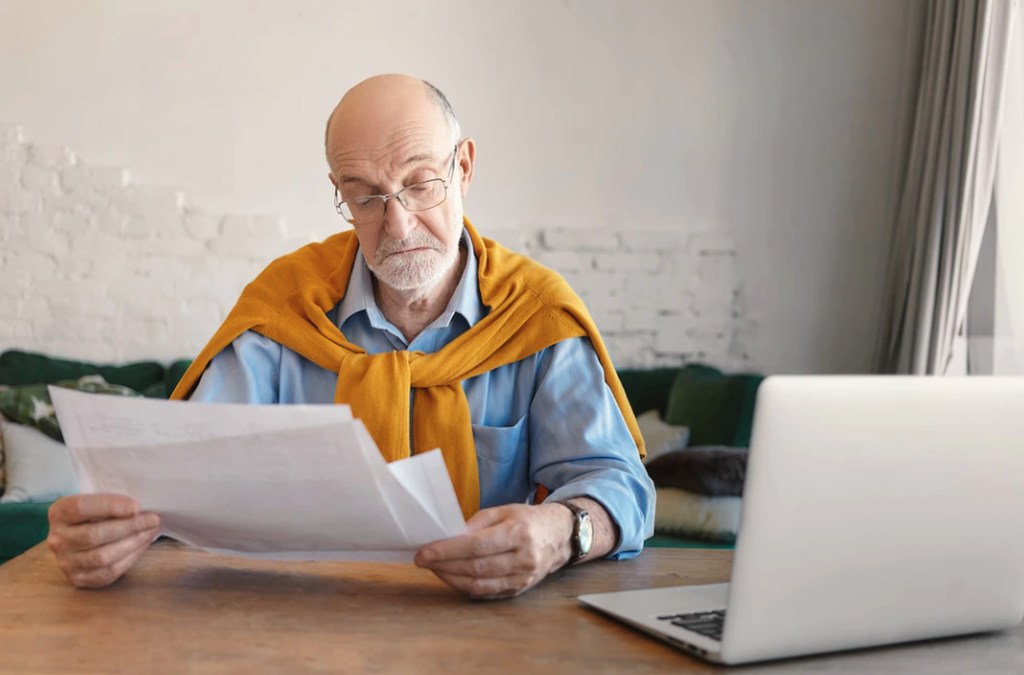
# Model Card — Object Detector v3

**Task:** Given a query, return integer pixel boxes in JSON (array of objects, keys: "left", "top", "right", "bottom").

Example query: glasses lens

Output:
[
  {"left": 400, "top": 179, "right": 446, "bottom": 212},
  {"left": 341, "top": 196, "right": 383, "bottom": 224}
]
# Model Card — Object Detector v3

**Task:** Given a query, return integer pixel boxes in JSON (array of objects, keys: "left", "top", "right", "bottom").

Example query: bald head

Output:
[{"left": 324, "top": 75, "right": 460, "bottom": 167}]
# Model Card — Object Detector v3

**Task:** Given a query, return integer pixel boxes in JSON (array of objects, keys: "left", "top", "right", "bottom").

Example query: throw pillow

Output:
[
  {"left": 645, "top": 445, "right": 748, "bottom": 497},
  {"left": 0, "top": 420, "right": 79, "bottom": 503},
  {"left": 636, "top": 410, "right": 690, "bottom": 464},
  {"left": 0, "top": 375, "right": 142, "bottom": 442},
  {"left": 654, "top": 487, "right": 741, "bottom": 543},
  {"left": 617, "top": 367, "right": 681, "bottom": 418},
  {"left": 663, "top": 364, "right": 764, "bottom": 447}
]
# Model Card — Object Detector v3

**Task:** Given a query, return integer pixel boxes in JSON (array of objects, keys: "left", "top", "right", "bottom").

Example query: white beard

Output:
[{"left": 367, "top": 229, "right": 458, "bottom": 292}]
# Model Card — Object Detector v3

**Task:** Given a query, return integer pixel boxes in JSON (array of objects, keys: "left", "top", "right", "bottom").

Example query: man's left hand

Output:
[{"left": 413, "top": 503, "right": 573, "bottom": 600}]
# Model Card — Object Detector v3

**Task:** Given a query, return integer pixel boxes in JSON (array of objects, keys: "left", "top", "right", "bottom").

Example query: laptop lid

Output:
[{"left": 720, "top": 376, "right": 1024, "bottom": 663}]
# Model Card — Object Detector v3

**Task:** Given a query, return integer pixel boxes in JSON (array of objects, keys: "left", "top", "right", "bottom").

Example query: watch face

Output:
[{"left": 578, "top": 512, "right": 594, "bottom": 557}]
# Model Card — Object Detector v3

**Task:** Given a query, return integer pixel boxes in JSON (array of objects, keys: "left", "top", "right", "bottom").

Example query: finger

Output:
[
  {"left": 66, "top": 527, "right": 158, "bottom": 589},
  {"left": 56, "top": 512, "right": 160, "bottom": 552},
  {"left": 432, "top": 570, "right": 528, "bottom": 600},
  {"left": 415, "top": 527, "right": 511, "bottom": 565},
  {"left": 418, "top": 551, "right": 519, "bottom": 577},
  {"left": 49, "top": 494, "right": 139, "bottom": 527},
  {"left": 463, "top": 506, "right": 512, "bottom": 532}
]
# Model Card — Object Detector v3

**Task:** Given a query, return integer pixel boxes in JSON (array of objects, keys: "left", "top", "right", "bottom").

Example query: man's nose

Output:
[{"left": 382, "top": 196, "right": 416, "bottom": 240}]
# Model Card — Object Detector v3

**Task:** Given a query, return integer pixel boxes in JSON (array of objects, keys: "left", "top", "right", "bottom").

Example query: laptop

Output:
[{"left": 579, "top": 376, "right": 1024, "bottom": 665}]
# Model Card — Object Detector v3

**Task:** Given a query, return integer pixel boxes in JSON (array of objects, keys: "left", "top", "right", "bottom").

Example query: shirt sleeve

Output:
[
  {"left": 189, "top": 331, "right": 283, "bottom": 403},
  {"left": 527, "top": 337, "right": 656, "bottom": 559}
]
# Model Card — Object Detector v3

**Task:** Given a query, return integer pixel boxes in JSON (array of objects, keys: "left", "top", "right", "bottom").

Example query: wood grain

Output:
[{"left": 0, "top": 541, "right": 1019, "bottom": 674}]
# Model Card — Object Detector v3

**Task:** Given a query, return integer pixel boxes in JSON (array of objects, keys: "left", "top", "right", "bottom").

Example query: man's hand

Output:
[
  {"left": 47, "top": 494, "right": 161, "bottom": 589},
  {"left": 414, "top": 503, "right": 574, "bottom": 600}
]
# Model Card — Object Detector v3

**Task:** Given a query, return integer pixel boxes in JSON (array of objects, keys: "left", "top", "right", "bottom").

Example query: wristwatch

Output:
[{"left": 557, "top": 500, "right": 593, "bottom": 567}]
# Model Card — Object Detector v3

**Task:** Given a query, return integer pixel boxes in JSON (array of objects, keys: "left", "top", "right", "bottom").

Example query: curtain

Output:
[
  {"left": 876, "top": 0, "right": 1019, "bottom": 375},
  {"left": 992, "top": 16, "right": 1024, "bottom": 375}
]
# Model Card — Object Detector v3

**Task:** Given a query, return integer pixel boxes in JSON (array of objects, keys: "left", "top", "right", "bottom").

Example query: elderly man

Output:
[{"left": 47, "top": 74, "right": 655, "bottom": 599}]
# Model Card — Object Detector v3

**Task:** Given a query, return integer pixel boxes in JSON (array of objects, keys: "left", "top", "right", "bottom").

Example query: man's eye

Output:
[
  {"left": 353, "top": 196, "right": 376, "bottom": 207},
  {"left": 406, "top": 184, "right": 431, "bottom": 195}
]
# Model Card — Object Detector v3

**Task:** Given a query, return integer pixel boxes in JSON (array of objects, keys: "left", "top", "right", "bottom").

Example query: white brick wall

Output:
[
  {"left": 0, "top": 124, "right": 310, "bottom": 364},
  {"left": 490, "top": 229, "right": 754, "bottom": 370},
  {"left": 0, "top": 124, "right": 753, "bottom": 371}
]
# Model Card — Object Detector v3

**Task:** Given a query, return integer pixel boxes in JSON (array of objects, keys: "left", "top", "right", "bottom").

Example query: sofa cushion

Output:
[
  {"left": 0, "top": 375, "right": 142, "bottom": 442},
  {"left": 664, "top": 364, "right": 764, "bottom": 447},
  {"left": 645, "top": 445, "right": 748, "bottom": 497},
  {"left": 0, "top": 500, "right": 53, "bottom": 563},
  {"left": 636, "top": 410, "right": 690, "bottom": 464},
  {"left": 616, "top": 367, "right": 680, "bottom": 417},
  {"left": 0, "top": 349, "right": 166, "bottom": 392},
  {"left": 0, "top": 421, "right": 79, "bottom": 503},
  {"left": 654, "top": 487, "right": 741, "bottom": 543}
]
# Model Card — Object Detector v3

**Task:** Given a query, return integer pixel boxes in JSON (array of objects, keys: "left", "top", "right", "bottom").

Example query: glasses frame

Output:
[{"left": 334, "top": 142, "right": 461, "bottom": 225}]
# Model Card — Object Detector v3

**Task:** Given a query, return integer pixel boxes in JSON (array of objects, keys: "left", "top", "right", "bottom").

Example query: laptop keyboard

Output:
[{"left": 657, "top": 610, "right": 726, "bottom": 641}]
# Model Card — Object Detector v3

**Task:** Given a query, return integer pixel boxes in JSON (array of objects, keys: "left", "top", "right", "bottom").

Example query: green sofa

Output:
[
  {"left": 0, "top": 350, "right": 762, "bottom": 564},
  {"left": 0, "top": 350, "right": 192, "bottom": 563}
]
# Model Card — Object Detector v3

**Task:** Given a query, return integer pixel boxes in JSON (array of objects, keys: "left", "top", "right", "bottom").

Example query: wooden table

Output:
[{"left": 1, "top": 541, "right": 1021, "bottom": 674}]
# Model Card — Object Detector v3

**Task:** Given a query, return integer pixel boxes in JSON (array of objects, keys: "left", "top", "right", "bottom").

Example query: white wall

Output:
[{"left": 0, "top": 0, "right": 921, "bottom": 373}]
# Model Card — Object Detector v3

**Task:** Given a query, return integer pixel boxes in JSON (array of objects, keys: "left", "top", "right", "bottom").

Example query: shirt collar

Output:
[{"left": 336, "top": 228, "right": 483, "bottom": 333}]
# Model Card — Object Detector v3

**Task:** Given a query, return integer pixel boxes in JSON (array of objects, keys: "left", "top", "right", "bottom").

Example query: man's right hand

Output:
[{"left": 47, "top": 494, "right": 161, "bottom": 589}]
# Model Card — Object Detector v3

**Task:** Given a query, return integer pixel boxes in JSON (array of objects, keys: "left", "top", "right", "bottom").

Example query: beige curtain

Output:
[{"left": 877, "top": 0, "right": 1018, "bottom": 375}]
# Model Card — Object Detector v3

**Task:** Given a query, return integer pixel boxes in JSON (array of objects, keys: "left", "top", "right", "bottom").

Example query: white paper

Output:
[{"left": 49, "top": 387, "right": 467, "bottom": 561}]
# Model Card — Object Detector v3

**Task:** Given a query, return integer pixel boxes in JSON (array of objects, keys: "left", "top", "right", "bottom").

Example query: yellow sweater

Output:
[{"left": 172, "top": 217, "right": 644, "bottom": 517}]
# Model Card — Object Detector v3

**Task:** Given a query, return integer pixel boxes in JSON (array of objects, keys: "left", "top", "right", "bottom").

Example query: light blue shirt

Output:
[{"left": 191, "top": 231, "right": 655, "bottom": 558}]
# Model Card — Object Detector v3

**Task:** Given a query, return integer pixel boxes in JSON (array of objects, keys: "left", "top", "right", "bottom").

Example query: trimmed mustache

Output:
[{"left": 375, "top": 231, "right": 443, "bottom": 261}]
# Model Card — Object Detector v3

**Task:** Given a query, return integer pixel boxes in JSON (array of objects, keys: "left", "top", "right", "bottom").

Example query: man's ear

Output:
[{"left": 457, "top": 138, "right": 476, "bottom": 198}]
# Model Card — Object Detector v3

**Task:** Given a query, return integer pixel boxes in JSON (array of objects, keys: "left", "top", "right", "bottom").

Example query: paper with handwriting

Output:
[{"left": 49, "top": 387, "right": 467, "bottom": 561}]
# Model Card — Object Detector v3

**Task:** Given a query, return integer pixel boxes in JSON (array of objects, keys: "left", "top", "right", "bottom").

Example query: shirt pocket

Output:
[{"left": 471, "top": 414, "right": 529, "bottom": 466}]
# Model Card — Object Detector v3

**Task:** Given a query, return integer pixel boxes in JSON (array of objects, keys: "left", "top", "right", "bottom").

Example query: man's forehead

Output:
[{"left": 326, "top": 76, "right": 452, "bottom": 171}]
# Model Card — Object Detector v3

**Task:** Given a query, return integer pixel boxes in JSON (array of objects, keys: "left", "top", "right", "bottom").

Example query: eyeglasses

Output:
[{"left": 334, "top": 142, "right": 461, "bottom": 225}]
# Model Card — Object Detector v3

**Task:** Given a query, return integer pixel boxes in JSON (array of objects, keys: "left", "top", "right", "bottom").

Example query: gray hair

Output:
[
  {"left": 422, "top": 79, "right": 462, "bottom": 145},
  {"left": 324, "top": 79, "right": 461, "bottom": 162}
]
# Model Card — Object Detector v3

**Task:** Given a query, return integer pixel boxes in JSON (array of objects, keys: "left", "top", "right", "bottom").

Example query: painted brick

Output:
[
  {"left": 653, "top": 323, "right": 696, "bottom": 355},
  {"left": 115, "top": 184, "right": 185, "bottom": 218},
  {"left": 603, "top": 332, "right": 655, "bottom": 368},
  {"left": 183, "top": 210, "right": 222, "bottom": 241},
  {"left": 24, "top": 229, "right": 71, "bottom": 261},
  {"left": 4, "top": 250, "right": 58, "bottom": 278},
  {"left": 593, "top": 251, "right": 662, "bottom": 274},
  {"left": 0, "top": 125, "right": 25, "bottom": 165},
  {"left": 0, "top": 163, "right": 17, "bottom": 190},
  {"left": 122, "top": 212, "right": 185, "bottom": 239},
  {"left": 135, "top": 234, "right": 206, "bottom": 257},
  {"left": 531, "top": 250, "right": 592, "bottom": 274},
  {"left": 0, "top": 124, "right": 24, "bottom": 146},
  {"left": 27, "top": 144, "right": 76, "bottom": 169},
  {"left": 487, "top": 229, "right": 536, "bottom": 253},
  {"left": 208, "top": 233, "right": 290, "bottom": 261},
  {"left": 540, "top": 228, "right": 619, "bottom": 251},
  {"left": 0, "top": 184, "right": 42, "bottom": 214},
  {"left": 619, "top": 229, "right": 693, "bottom": 252},
  {"left": 60, "top": 164, "right": 129, "bottom": 194},
  {"left": 692, "top": 232, "right": 736, "bottom": 255},
  {"left": 251, "top": 214, "right": 288, "bottom": 238}
]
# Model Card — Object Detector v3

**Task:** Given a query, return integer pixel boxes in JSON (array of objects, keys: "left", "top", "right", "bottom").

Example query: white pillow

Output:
[
  {"left": 654, "top": 487, "right": 741, "bottom": 542},
  {"left": 0, "top": 421, "right": 79, "bottom": 503},
  {"left": 636, "top": 409, "right": 690, "bottom": 464}
]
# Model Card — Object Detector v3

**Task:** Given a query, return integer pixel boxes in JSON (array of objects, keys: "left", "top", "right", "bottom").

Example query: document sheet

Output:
[{"left": 49, "top": 387, "right": 467, "bottom": 561}]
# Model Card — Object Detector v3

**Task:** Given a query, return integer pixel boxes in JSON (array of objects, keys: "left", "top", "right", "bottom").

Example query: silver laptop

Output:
[{"left": 579, "top": 376, "right": 1024, "bottom": 665}]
